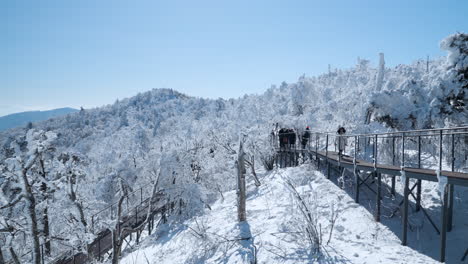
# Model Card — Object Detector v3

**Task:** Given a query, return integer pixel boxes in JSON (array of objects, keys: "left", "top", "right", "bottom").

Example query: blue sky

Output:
[{"left": 1, "top": 0, "right": 467, "bottom": 116}]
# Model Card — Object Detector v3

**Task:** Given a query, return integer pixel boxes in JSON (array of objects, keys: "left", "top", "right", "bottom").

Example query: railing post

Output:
[
  {"left": 439, "top": 129, "right": 443, "bottom": 171},
  {"left": 448, "top": 133, "right": 455, "bottom": 231},
  {"left": 91, "top": 215, "right": 94, "bottom": 234},
  {"left": 325, "top": 134, "right": 329, "bottom": 157},
  {"left": 373, "top": 134, "right": 377, "bottom": 167},
  {"left": 418, "top": 135, "right": 422, "bottom": 168},
  {"left": 354, "top": 136, "right": 359, "bottom": 203},
  {"left": 136, "top": 206, "right": 138, "bottom": 224},
  {"left": 326, "top": 134, "right": 330, "bottom": 179},
  {"left": 316, "top": 134, "right": 319, "bottom": 169},
  {"left": 401, "top": 133, "right": 406, "bottom": 168},
  {"left": 374, "top": 135, "right": 381, "bottom": 222},
  {"left": 354, "top": 136, "right": 357, "bottom": 162}
]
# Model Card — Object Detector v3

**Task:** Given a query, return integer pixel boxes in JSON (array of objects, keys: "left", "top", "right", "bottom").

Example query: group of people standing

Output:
[
  {"left": 276, "top": 126, "right": 311, "bottom": 149},
  {"left": 271, "top": 124, "right": 347, "bottom": 155}
]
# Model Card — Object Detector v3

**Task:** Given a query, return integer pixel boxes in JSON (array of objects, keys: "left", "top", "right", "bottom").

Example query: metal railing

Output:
[{"left": 273, "top": 126, "right": 468, "bottom": 174}]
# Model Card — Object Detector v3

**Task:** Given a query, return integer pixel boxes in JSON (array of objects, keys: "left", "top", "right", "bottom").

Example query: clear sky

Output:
[{"left": 1, "top": 0, "right": 467, "bottom": 116}]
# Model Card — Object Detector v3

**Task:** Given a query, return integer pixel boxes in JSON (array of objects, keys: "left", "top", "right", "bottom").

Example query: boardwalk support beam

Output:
[
  {"left": 376, "top": 172, "right": 381, "bottom": 222},
  {"left": 448, "top": 184, "right": 454, "bottom": 232},
  {"left": 440, "top": 184, "right": 449, "bottom": 262},
  {"left": 402, "top": 174, "right": 409, "bottom": 246}
]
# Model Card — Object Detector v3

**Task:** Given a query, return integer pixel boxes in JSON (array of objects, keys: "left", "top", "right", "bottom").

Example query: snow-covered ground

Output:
[{"left": 118, "top": 165, "right": 442, "bottom": 264}]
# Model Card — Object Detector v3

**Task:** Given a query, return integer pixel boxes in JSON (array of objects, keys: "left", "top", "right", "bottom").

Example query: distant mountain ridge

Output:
[{"left": 0, "top": 107, "right": 78, "bottom": 131}]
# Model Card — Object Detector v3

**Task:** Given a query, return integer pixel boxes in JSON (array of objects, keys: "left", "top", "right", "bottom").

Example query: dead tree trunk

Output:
[
  {"left": 111, "top": 176, "right": 160, "bottom": 264},
  {"left": 237, "top": 141, "right": 247, "bottom": 222},
  {"left": 111, "top": 194, "right": 126, "bottom": 264},
  {"left": 39, "top": 157, "right": 51, "bottom": 255},
  {"left": 68, "top": 172, "right": 87, "bottom": 228},
  {"left": 21, "top": 167, "right": 41, "bottom": 264}
]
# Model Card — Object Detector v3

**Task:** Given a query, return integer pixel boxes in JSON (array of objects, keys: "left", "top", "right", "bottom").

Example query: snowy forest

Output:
[{"left": 0, "top": 33, "right": 467, "bottom": 264}]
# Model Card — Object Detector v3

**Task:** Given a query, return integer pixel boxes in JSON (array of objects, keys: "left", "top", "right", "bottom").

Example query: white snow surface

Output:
[{"left": 119, "top": 166, "right": 438, "bottom": 264}]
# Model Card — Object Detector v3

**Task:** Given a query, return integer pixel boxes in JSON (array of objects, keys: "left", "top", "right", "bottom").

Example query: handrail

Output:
[{"left": 275, "top": 126, "right": 468, "bottom": 138}]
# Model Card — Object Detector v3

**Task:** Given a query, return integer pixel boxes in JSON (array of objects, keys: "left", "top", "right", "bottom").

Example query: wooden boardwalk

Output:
[
  {"left": 314, "top": 150, "right": 468, "bottom": 186},
  {"left": 51, "top": 194, "right": 166, "bottom": 264},
  {"left": 275, "top": 126, "right": 468, "bottom": 262}
]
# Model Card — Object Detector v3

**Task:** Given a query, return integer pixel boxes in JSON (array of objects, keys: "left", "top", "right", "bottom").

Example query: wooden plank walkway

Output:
[
  {"left": 312, "top": 150, "right": 468, "bottom": 187},
  {"left": 52, "top": 195, "right": 166, "bottom": 264},
  {"left": 276, "top": 146, "right": 468, "bottom": 263}
]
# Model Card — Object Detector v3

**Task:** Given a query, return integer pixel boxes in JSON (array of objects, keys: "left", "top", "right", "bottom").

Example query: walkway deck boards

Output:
[{"left": 277, "top": 148, "right": 468, "bottom": 187}]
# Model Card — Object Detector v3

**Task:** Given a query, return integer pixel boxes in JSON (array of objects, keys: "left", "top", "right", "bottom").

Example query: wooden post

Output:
[
  {"left": 402, "top": 175, "right": 409, "bottom": 246},
  {"left": 440, "top": 184, "right": 449, "bottom": 262},
  {"left": 237, "top": 141, "right": 247, "bottom": 222}
]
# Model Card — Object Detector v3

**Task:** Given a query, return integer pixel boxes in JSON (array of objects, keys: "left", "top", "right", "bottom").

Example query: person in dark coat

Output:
[
  {"left": 288, "top": 129, "right": 296, "bottom": 148},
  {"left": 301, "top": 126, "right": 311, "bottom": 149},
  {"left": 279, "top": 128, "right": 288, "bottom": 149}
]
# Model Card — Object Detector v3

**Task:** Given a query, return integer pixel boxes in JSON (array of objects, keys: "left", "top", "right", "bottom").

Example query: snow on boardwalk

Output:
[{"left": 120, "top": 166, "right": 438, "bottom": 264}]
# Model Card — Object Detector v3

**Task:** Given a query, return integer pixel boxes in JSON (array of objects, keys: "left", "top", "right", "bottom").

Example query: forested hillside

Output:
[{"left": 0, "top": 33, "right": 466, "bottom": 263}]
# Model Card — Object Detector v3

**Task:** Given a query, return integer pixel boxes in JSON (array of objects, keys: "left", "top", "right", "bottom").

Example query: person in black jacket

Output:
[
  {"left": 301, "top": 126, "right": 311, "bottom": 149},
  {"left": 288, "top": 129, "right": 296, "bottom": 148},
  {"left": 279, "top": 128, "right": 288, "bottom": 149}
]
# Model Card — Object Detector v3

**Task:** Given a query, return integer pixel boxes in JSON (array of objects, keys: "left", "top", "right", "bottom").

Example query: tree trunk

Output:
[
  {"left": 237, "top": 141, "right": 246, "bottom": 222},
  {"left": 39, "top": 158, "right": 51, "bottom": 255},
  {"left": 111, "top": 193, "right": 126, "bottom": 264},
  {"left": 69, "top": 173, "right": 87, "bottom": 228},
  {"left": 21, "top": 168, "right": 41, "bottom": 264}
]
